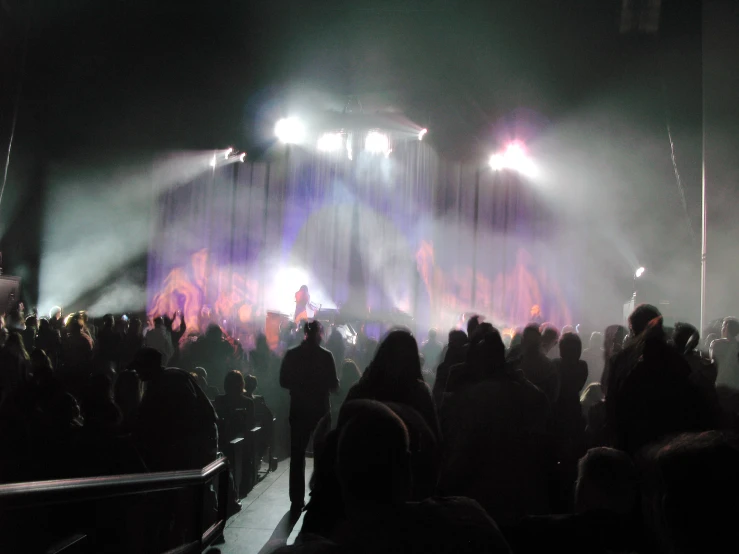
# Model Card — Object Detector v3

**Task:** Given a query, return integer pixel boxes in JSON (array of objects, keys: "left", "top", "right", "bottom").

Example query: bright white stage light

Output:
[
  {"left": 275, "top": 117, "right": 305, "bottom": 144},
  {"left": 418, "top": 128, "right": 428, "bottom": 141},
  {"left": 365, "top": 131, "right": 390, "bottom": 155},
  {"left": 224, "top": 147, "right": 233, "bottom": 159},
  {"left": 635, "top": 266, "right": 646, "bottom": 278},
  {"left": 488, "top": 142, "right": 538, "bottom": 177},
  {"left": 209, "top": 155, "right": 217, "bottom": 168},
  {"left": 317, "top": 132, "right": 343, "bottom": 153},
  {"left": 488, "top": 153, "right": 505, "bottom": 171}
]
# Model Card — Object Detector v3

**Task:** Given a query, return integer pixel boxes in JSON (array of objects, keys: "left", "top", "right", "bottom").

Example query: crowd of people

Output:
[{"left": 0, "top": 301, "right": 738, "bottom": 553}]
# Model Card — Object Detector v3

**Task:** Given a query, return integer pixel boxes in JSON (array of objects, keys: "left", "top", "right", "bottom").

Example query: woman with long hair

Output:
[{"left": 345, "top": 328, "right": 439, "bottom": 437}]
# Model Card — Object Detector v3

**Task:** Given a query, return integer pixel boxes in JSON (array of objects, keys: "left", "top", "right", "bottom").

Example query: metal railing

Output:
[{"left": 0, "top": 457, "right": 230, "bottom": 554}]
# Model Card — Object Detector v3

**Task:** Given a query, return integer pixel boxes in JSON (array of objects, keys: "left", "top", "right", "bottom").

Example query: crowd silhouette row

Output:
[{"left": 0, "top": 303, "right": 738, "bottom": 553}]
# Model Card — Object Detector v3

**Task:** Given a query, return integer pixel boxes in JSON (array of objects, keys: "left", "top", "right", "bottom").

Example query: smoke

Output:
[
  {"left": 86, "top": 279, "right": 147, "bottom": 317},
  {"left": 38, "top": 151, "right": 221, "bottom": 314}
]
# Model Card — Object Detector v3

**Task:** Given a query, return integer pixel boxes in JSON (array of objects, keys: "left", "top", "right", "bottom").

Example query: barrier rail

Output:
[{"left": 0, "top": 457, "right": 231, "bottom": 554}]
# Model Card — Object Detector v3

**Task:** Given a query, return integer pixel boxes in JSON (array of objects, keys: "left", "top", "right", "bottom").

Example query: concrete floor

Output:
[{"left": 205, "top": 459, "right": 311, "bottom": 554}]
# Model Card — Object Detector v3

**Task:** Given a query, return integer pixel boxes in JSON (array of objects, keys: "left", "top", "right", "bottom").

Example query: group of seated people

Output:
[
  {"left": 272, "top": 305, "right": 739, "bottom": 554},
  {"left": 0, "top": 308, "right": 277, "bottom": 487}
]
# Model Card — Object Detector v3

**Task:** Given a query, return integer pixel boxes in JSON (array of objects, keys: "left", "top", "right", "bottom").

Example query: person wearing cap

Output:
[
  {"left": 131, "top": 347, "right": 218, "bottom": 471},
  {"left": 280, "top": 320, "right": 338, "bottom": 512}
]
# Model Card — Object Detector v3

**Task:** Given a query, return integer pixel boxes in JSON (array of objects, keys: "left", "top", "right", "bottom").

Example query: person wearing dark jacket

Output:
[{"left": 280, "top": 321, "right": 338, "bottom": 512}]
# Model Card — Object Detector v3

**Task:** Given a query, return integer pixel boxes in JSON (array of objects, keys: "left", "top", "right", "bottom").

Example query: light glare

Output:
[
  {"left": 635, "top": 266, "right": 646, "bottom": 278},
  {"left": 418, "top": 128, "right": 428, "bottom": 141},
  {"left": 317, "top": 132, "right": 343, "bottom": 153},
  {"left": 275, "top": 117, "right": 305, "bottom": 144},
  {"left": 488, "top": 142, "right": 538, "bottom": 177},
  {"left": 365, "top": 131, "right": 390, "bottom": 155}
]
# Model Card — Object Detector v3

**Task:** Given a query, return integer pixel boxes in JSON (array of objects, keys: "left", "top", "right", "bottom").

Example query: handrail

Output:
[
  {"left": 0, "top": 457, "right": 228, "bottom": 506},
  {"left": 0, "top": 457, "right": 231, "bottom": 553}
]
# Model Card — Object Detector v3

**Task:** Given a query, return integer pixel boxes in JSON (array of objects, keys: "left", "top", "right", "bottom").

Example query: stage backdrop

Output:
[{"left": 147, "top": 142, "right": 574, "bottom": 344}]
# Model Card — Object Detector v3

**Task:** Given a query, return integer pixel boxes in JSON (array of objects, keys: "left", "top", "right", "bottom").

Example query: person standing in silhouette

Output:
[{"left": 280, "top": 320, "right": 338, "bottom": 512}]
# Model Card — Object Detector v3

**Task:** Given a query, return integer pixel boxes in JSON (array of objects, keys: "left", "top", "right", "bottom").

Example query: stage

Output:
[{"left": 147, "top": 143, "right": 577, "bottom": 348}]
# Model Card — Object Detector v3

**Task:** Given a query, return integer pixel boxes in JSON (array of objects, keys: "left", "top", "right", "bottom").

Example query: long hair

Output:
[{"left": 365, "top": 329, "right": 423, "bottom": 391}]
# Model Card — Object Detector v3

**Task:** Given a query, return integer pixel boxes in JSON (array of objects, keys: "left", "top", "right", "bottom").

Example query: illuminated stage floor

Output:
[{"left": 205, "top": 458, "right": 311, "bottom": 554}]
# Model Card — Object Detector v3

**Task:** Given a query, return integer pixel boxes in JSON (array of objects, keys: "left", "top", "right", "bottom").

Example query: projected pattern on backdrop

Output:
[{"left": 147, "top": 143, "right": 573, "bottom": 342}]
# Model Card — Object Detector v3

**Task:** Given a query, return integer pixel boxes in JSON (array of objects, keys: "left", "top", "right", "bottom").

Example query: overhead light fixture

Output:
[
  {"left": 418, "top": 128, "right": 428, "bottom": 141},
  {"left": 275, "top": 117, "right": 305, "bottom": 144},
  {"left": 365, "top": 131, "right": 390, "bottom": 156}
]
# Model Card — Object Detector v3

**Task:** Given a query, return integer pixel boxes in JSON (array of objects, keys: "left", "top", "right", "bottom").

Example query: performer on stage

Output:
[{"left": 294, "top": 285, "right": 311, "bottom": 323}]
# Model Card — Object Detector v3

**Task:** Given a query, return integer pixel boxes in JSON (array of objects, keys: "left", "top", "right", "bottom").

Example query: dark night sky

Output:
[{"left": 1, "top": 0, "right": 736, "bottom": 318}]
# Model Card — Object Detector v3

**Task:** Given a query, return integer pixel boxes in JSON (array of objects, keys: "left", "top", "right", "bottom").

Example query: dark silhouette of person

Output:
[
  {"left": 189, "top": 324, "right": 234, "bottom": 394},
  {"left": 120, "top": 317, "right": 145, "bottom": 368},
  {"left": 504, "top": 447, "right": 642, "bottom": 554},
  {"left": 96, "top": 314, "right": 122, "bottom": 370},
  {"left": 325, "top": 327, "right": 346, "bottom": 369},
  {"left": 280, "top": 320, "right": 338, "bottom": 511},
  {"left": 540, "top": 324, "right": 560, "bottom": 359},
  {"left": 518, "top": 324, "right": 558, "bottom": 403},
  {"left": 333, "top": 359, "right": 361, "bottom": 419},
  {"left": 114, "top": 369, "right": 141, "bottom": 433},
  {"left": 35, "top": 318, "right": 62, "bottom": 370},
  {"left": 606, "top": 305, "right": 717, "bottom": 456},
  {"left": 581, "top": 331, "right": 603, "bottom": 386},
  {"left": 673, "top": 322, "right": 717, "bottom": 386},
  {"left": 710, "top": 316, "right": 739, "bottom": 388},
  {"left": 21, "top": 315, "right": 37, "bottom": 353},
  {"left": 439, "top": 326, "right": 551, "bottom": 526},
  {"left": 0, "top": 332, "right": 30, "bottom": 403},
  {"left": 345, "top": 328, "right": 440, "bottom": 438},
  {"left": 640, "top": 431, "right": 739, "bottom": 554},
  {"left": 132, "top": 347, "right": 218, "bottom": 471},
  {"left": 420, "top": 328, "right": 444, "bottom": 373},
  {"left": 191, "top": 366, "right": 219, "bottom": 401},
  {"left": 551, "top": 332, "right": 588, "bottom": 510},
  {"left": 79, "top": 372, "right": 122, "bottom": 433},
  {"left": 600, "top": 324, "right": 626, "bottom": 396},
  {"left": 244, "top": 374, "right": 274, "bottom": 462},
  {"left": 144, "top": 317, "right": 174, "bottom": 366},
  {"left": 214, "top": 370, "right": 256, "bottom": 444},
  {"left": 432, "top": 329, "right": 468, "bottom": 407},
  {"left": 62, "top": 317, "right": 94, "bottom": 370},
  {"left": 295, "top": 399, "right": 512, "bottom": 554},
  {"left": 445, "top": 323, "right": 503, "bottom": 395}
]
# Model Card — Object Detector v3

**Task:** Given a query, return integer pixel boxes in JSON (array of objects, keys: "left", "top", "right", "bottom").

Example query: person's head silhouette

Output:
[
  {"left": 336, "top": 399, "right": 411, "bottom": 512},
  {"left": 304, "top": 320, "right": 323, "bottom": 345},
  {"left": 559, "top": 332, "right": 582, "bottom": 363}
]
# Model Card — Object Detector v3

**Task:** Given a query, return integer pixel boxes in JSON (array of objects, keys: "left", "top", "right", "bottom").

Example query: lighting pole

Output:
[{"left": 700, "top": 2, "right": 707, "bottom": 334}]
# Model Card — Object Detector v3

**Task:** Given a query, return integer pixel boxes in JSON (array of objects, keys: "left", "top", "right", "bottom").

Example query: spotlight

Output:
[
  {"left": 275, "top": 117, "right": 305, "bottom": 144},
  {"left": 365, "top": 131, "right": 390, "bottom": 155},
  {"left": 224, "top": 147, "right": 233, "bottom": 159},
  {"left": 317, "top": 132, "right": 343, "bottom": 153},
  {"left": 209, "top": 155, "right": 217, "bottom": 168},
  {"left": 418, "top": 128, "right": 428, "bottom": 141},
  {"left": 635, "top": 267, "right": 645, "bottom": 278},
  {"left": 488, "top": 142, "right": 538, "bottom": 177}
]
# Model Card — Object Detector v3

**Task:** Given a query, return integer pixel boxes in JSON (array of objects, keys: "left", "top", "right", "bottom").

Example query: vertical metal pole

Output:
[
  {"left": 700, "top": 3, "right": 707, "bottom": 334},
  {"left": 471, "top": 167, "right": 480, "bottom": 309}
]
